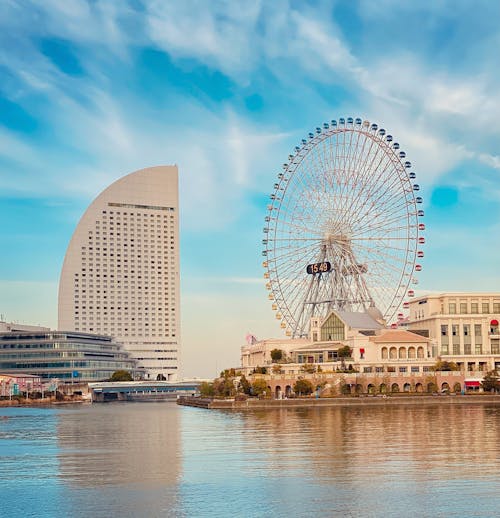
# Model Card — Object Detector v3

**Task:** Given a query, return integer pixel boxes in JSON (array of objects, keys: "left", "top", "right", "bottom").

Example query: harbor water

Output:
[{"left": 1, "top": 402, "right": 500, "bottom": 517}]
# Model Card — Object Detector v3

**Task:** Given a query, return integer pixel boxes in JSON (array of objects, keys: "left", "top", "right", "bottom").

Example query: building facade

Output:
[
  {"left": 408, "top": 293, "right": 500, "bottom": 388},
  {"left": 58, "top": 166, "right": 180, "bottom": 380},
  {"left": 240, "top": 310, "right": 464, "bottom": 396},
  {"left": 0, "top": 329, "right": 141, "bottom": 382}
]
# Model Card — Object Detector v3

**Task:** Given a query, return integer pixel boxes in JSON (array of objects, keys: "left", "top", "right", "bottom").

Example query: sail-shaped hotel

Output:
[{"left": 58, "top": 166, "right": 180, "bottom": 380}]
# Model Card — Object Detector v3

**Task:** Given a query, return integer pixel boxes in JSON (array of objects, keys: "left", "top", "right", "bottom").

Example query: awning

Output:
[{"left": 465, "top": 381, "right": 481, "bottom": 388}]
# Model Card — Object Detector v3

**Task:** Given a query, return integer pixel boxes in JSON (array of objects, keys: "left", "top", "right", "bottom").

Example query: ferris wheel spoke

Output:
[{"left": 348, "top": 148, "right": 399, "bottom": 224}]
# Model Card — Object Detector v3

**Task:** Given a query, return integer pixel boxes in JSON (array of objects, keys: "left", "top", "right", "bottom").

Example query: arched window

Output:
[
  {"left": 389, "top": 347, "right": 397, "bottom": 359},
  {"left": 408, "top": 347, "right": 416, "bottom": 359},
  {"left": 381, "top": 347, "right": 388, "bottom": 359},
  {"left": 417, "top": 346, "right": 425, "bottom": 358},
  {"left": 399, "top": 347, "right": 406, "bottom": 359}
]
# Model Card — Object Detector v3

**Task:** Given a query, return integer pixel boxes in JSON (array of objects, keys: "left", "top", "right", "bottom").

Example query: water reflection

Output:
[
  {"left": 57, "top": 403, "right": 180, "bottom": 487},
  {"left": 3, "top": 402, "right": 500, "bottom": 517},
  {"left": 177, "top": 404, "right": 500, "bottom": 517}
]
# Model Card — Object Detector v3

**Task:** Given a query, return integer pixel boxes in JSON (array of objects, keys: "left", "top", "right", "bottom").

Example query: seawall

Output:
[{"left": 177, "top": 394, "right": 500, "bottom": 410}]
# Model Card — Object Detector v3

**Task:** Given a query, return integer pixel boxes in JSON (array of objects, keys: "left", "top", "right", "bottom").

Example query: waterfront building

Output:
[
  {"left": 0, "top": 373, "right": 42, "bottom": 396},
  {"left": 407, "top": 293, "right": 500, "bottom": 389},
  {"left": 240, "top": 310, "right": 460, "bottom": 396},
  {"left": 58, "top": 166, "right": 180, "bottom": 380},
  {"left": 0, "top": 326, "right": 142, "bottom": 382}
]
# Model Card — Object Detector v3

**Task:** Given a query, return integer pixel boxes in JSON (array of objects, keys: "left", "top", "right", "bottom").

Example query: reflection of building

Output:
[
  {"left": 56, "top": 403, "right": 181, "bottom": 507},
  {"left": 0, "top": 324, "right": 141, "bottom": 382},
  {"left": 58, "top": 166, "right": 181, "bottom": 380},
  {"left": 408, "top": 293, "right": 500, "bottom": 389}
]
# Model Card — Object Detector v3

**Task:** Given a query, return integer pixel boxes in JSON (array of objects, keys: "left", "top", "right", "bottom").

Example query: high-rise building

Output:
[{"left": 58, "top": 166, "right": 180, "bottom": 380}]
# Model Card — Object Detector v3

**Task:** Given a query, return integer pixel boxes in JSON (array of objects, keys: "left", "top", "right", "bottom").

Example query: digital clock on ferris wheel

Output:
[{"left": 306, "top": 262, "right": 331, "bottom": 275}]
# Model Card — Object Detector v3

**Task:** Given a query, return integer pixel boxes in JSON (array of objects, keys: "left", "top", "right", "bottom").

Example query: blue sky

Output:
[{"left": 1, "top": 0, "right": 500, "bottom": 377}]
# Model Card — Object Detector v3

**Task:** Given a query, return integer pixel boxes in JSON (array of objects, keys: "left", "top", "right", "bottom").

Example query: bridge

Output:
[{"left": 89, "top": 380, "right": 201, "bottom": 402}]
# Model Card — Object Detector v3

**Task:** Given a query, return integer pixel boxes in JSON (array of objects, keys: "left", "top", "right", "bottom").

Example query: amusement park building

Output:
[
  {"left": 58, "top": 166, "right": 180, "bottom": 380},
  {"left": 241, "top": 310, "right": 435, "bottom": 375},
  {"left": 240, "top": 309, "right": 463, "bottom": 395}
]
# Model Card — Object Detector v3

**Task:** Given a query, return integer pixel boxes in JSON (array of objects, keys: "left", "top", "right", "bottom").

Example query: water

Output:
[{"left": 1, "top": 402, "right": 500, "bottom": 517}]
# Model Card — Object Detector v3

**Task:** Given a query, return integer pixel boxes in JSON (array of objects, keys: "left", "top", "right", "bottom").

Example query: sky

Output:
[{"left": 1, "top": 0, "right": 500, "bottom": 378}]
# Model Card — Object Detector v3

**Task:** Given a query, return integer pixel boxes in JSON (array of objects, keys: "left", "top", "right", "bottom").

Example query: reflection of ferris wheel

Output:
[{"left": 262, "top": 117, "right": 425, "bottom": 338}]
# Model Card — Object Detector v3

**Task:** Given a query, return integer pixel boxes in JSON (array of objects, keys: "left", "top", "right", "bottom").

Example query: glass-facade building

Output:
[{"left": 0, "top": 331, "right": 142, "bottom": 382}]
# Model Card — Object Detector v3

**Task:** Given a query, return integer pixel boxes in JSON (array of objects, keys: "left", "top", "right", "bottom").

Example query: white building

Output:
[
  {"left": 58, "top": 166, "right": 180, "bottom": 380},
  {"left": 408, "top": 293, "right": 500, "bottom": 378}
]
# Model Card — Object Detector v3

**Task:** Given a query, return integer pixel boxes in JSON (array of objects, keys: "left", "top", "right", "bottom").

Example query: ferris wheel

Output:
[{"left": 262, "top": 117, "right": 424, "bottom": 338}]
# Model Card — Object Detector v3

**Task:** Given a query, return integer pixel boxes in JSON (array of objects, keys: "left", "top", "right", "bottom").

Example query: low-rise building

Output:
[
  {"left": 0, "top": 322, "right": 142, "bottom": 382},
  {"left": 0, "top": 373, "right": 43, "bottom": 396},
  {"left": 240, "top": 309, "right": 466, "bottom": 396}
]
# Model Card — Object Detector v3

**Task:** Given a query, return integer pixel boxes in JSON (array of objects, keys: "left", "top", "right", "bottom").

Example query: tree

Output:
[
  {"left": 337, "top": 346, "right": 352, "bottom": 370},
  {"left": 293, "top": 378, "right": 314, "bottom": 396},
  {"left": 272, "top": 364, "right": 283, "bottom": 374},
  {"left": 251, "top": 378, "right": 268, "bottom": 396},
  {"left": 270, "top": 348, "right": 283, "bottom": 362},
  {"left": 432, "top": 360, "right": 459, "bottom": 372},
  {"left": 220, "top": 368, "right": 236, "bottom": 378},
  {"left": 199, "top": 381, "right": 215, "bottom": 397},
  {"left": 213, "top": 377, "right": 235, "bottom": 397},
  {"left": 109, "top": 370, "right": 133, "bottom": 382},
  {"left": 239, "top": 375, "right": 251, "bottom": 395},
  {"left": 252, "top": 366, "right": 267, "bottom": 374},
  {"left": 337, "top": 346, "right": 352, "bottom": 358},
  {"left": 300, "top": 363, "right": 316, "bottom": 374},
  {"left": 482, "top": 370, "right": 500, "bottom": 392}
]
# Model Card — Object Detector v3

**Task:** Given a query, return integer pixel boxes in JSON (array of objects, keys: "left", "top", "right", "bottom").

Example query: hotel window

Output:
[
  {"left": 471, "top": 302, "right": 478, "bottom": 314},
  {"left": 482, "top": 302, "right": 490, "bottom": 313},
  {"left": 399, "top": 367, "right": 407, "bottom": 373},
  {"left": 460, "top": 302, "right": 467, "bottom": 314},
  {"left": 494, "top": 303, "right": 500, "bottom": 313},
  {"left": 411, "top": 366, "right": 420, "bottom": 373},
  {"left": 449, "top": 303, "right": 456, "bottom": 314}
]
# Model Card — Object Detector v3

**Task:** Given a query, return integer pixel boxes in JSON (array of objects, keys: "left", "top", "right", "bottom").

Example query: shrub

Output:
[
  {"left": 251, "top": 378, "right": 268, "bottom": 396},
  {"left": 293, "top": 379, "right": 314, "bottom": 396},
  {"left": 270, "top": 348, "right": 283, "bottom": 362},
  {"left": 109, "top": 370, "right": 133, "bottom": 382}
]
